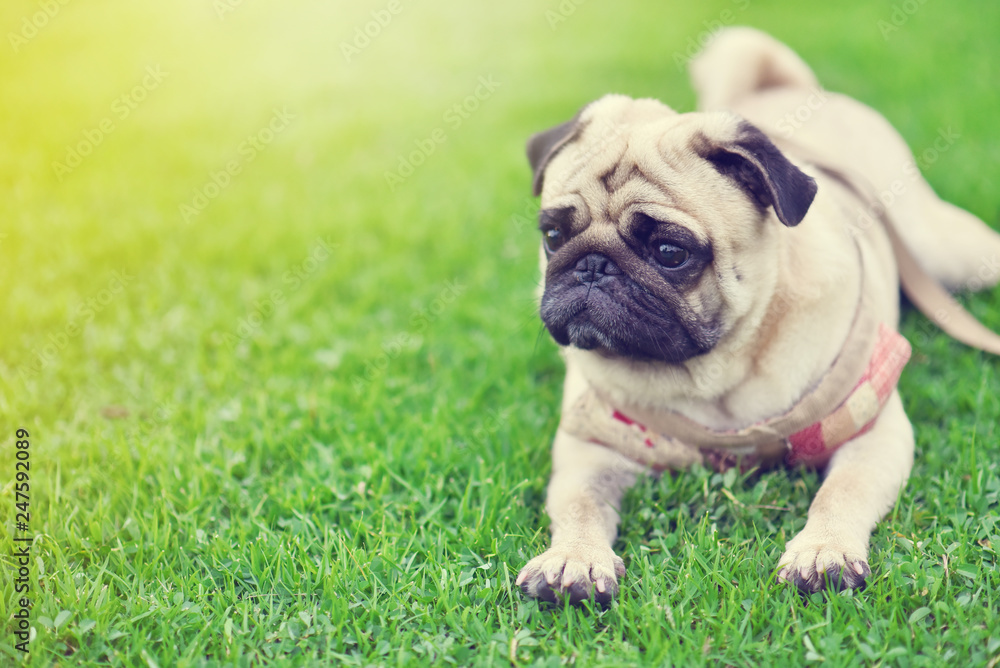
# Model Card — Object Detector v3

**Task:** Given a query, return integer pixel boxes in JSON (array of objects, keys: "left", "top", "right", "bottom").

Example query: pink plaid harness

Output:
[
  {"left": 783, "top": 323, "right": 909, "bottom": 464},
  {"left": 604, "top": 323, "right": 909, "bottom": 469},
  {"left": 565, "top": 323, "right": 910, "bottom": 472}
]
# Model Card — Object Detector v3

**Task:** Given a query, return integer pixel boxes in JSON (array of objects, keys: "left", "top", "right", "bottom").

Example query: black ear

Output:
[
  {"left": 701, "top": 121, "right": 817, "bottom": 227},
  {"left": 526, "top": 106, "right": 588, "bottom": 196}
]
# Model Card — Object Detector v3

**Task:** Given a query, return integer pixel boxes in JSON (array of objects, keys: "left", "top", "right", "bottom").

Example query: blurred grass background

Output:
[{"left": 1, "top": 0, "right": 998, "bottom": 665}]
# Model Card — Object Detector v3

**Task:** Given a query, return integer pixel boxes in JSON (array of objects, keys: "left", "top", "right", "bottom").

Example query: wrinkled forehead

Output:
[{"left": 539, "top": 112, "right": 714, "bottom": 225}]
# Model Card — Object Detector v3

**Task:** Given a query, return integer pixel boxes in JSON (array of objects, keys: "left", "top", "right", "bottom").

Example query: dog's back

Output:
[{"left": 691, "top": 27, "right": 1000, "bottom": 293}]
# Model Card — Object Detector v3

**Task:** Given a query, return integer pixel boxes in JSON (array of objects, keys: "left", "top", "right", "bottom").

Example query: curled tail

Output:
[{"left": 689, "top": 27, "right": 820, "bottom": 111}]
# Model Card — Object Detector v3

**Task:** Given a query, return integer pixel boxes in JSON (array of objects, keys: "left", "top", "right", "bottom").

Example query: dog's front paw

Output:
[
  {"left": 777, "top": 532, "right": 871, "bottom": 594},
  {"left": 516, "top": 542, "right": 625, "bottom": 606}
]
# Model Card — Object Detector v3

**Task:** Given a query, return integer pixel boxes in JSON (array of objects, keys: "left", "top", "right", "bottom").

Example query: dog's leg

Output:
[
  {"left": 902, "top": 193, "right": 1000, "bottom": 292},
  {"left": 517, "top": 428, "right": 645, "bottom": 605},
  {"left": 778, "top": 391, "right": 914, "bottom": 593}
]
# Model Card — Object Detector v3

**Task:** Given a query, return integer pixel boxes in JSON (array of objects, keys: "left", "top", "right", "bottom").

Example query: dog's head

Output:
[{"left": 528, "top": 95, "right": 817, "bottom": 363}]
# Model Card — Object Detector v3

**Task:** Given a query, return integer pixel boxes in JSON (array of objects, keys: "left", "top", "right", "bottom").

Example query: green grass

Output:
[{"left": 1, "top": 0, "right": 999, "bottom": 665}]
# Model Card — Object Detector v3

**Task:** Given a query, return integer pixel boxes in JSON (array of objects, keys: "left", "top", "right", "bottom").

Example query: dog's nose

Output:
[{"left": 574, "top": 253, "right": 622, "bottom": 283}]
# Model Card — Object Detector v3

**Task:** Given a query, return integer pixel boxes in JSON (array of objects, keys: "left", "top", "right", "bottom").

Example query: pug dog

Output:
[{"left": 515, "top": 27, "right": 1000, "bottom": 603}]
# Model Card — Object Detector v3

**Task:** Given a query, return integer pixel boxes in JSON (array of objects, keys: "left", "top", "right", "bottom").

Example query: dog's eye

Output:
[
  {"left": 654, "top": 242, "right": 689, "bottom": 268},
  {"left": 542, "top": 227, "right": 566, "bottom": 254}
]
